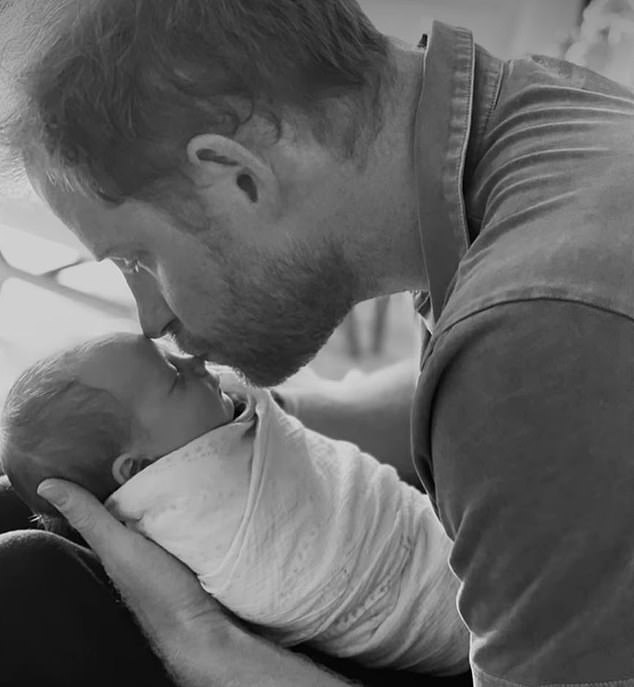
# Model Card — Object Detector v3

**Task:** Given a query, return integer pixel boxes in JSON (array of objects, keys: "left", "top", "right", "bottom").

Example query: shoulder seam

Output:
[{"left": 435, "top": 294, "right": 634, "bottom": 341}]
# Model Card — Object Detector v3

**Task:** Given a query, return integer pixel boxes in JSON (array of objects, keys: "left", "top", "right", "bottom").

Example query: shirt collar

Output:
[{"left": 413, "top": 21, "right": 477, "bottom": 329}]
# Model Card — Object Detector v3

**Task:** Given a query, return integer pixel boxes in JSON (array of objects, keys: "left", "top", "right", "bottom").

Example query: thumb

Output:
[
  {"left": 37, "top": 479, "right": 71, "bottom": 509},
  {"left": 37, "top": 479, "right": 116, "bottom": 548},
  {"left": 38, "top": 480, "right": 224, "bottom": 632}
]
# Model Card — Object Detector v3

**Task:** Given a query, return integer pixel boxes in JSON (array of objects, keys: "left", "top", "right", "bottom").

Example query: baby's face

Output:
[{"left": 75, "top": 334, "right": 236, "bottom": 460}]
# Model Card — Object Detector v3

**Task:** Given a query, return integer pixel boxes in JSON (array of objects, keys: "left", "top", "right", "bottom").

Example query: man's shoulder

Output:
[
  {"left": 502, "top": 52, "right": 634, "bottom": 102},
  {"left": 459, "top": 148, "right": 634, "bottom": 333},
  {"left": 412, "top": 296, "right": 634, "bottom": 506}
]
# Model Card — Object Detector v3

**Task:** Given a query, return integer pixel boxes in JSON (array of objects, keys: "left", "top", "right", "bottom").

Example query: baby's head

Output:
[{"left": 0, "top": 333, "right": 237, "bottom": 515}]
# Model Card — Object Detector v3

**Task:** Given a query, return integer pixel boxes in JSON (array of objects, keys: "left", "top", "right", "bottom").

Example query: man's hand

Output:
[
  {"left": 37, "top": 479, "right": 355, "bottom": 687},
  {"left": 277, "top": 360, "right": 420, "bottom": 484},
  {"left": 37, "top": 479, "right": 229, "bottom": 643}
]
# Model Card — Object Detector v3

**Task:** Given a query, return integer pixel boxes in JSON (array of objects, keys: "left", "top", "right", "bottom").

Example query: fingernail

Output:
[{"left": 37, "top": 481, "right": 68, "bottom": 508}]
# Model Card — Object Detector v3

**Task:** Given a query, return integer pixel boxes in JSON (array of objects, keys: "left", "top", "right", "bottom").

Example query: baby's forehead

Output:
[
  {"left": 69, "top": 334, "right": 161, "bottom": 388},
  {"left": 77, "top": 333, "right": 154, "bottom": 361}
]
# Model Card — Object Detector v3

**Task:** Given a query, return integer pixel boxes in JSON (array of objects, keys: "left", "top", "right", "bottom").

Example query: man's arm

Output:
[
  {"left": 37, "top": 481, "right": 358, "bottom": 687},
  {"left": 414, "top": 300, "right": 634, "bottom": 684},
  {"left": 278, "top": 359, "right": 420, "bottom": 483}
]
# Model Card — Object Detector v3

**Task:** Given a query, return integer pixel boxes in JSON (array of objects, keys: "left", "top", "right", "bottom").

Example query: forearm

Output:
[
  {"left": 280, "top": 359, "right": 419, "bottom": 481},
  {"left": 157, "top": 619, "right": 359, "bottom": 687},
  {"left": 35, "top": 483, "right": 362, "bottom": 687}
]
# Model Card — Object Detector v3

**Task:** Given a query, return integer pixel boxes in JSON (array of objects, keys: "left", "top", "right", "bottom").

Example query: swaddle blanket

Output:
[{"left": 107, "top": 389, "right": 468, "bottom": 674}]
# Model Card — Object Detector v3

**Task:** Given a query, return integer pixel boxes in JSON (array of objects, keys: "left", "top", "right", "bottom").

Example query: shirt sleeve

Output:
[{"left": 412, "top": 299, "right": 634, "bottom": 686}]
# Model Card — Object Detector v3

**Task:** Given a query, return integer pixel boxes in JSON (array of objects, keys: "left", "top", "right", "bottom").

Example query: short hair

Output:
[
  {"left": 0, "top": 0, "right": 390, "bottom": 219},
  {"left": 0, "top": 348, "right": 133, "bottom": 516}
]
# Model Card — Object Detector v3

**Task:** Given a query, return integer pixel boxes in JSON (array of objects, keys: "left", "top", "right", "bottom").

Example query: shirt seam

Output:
[
  {"left": 428, "top": 294, "right": 634, "bottom": 357},
  {"left": 473, "top": 664, "right": 634, "bottom": 687},
  {"left": 470, "top": 55, "right": 505, "bottom": 166},
  {"left": 484, "top": 59, "right": 504, "bottom": 133},
  {"left": 446, "top": 28, "right": 476, "bottom": 254}
]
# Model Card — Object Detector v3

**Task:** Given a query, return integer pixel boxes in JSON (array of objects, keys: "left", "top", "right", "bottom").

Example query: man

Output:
[{"left": 1, "top": 1, "right": 633, "bottom": 685}]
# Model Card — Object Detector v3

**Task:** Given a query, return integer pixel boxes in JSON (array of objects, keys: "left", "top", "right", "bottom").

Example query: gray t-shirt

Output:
[{"left": 412, "top": 22, "right": 634, "bottom": 687}]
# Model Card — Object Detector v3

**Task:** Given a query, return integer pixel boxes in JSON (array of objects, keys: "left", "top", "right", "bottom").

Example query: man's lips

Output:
[{"left": 182, "top": 345, "right": 226, "bottom": 367}]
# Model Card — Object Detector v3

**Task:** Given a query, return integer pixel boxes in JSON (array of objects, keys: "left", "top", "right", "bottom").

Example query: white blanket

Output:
[{"left": 107, "top": 389, "right": 468, "bottom": 674}]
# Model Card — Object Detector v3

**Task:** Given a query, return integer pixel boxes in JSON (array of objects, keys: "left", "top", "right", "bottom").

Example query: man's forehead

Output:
[
  {"left": 38, "top": 181, "right": 106, "bottom": 252},
  {"left": 35, "top": 175, "right": 138, "bottom": 258}
]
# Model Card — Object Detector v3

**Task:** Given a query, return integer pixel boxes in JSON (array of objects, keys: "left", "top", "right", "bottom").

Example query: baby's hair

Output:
[{"left": 0, "top": 344, "right": 133, "bottom": 516}]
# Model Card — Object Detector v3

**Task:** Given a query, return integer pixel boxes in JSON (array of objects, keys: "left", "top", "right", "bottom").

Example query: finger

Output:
[
  {"left": 37, "top": 478, "right": 213, "bottom": 625},
  {"left": 36, "top": 479, "right": 168, "bottom": 589},
  {"left": 37, "top": 478, "right": 162, "bottom": 573},
  {"left": 37, "top": 478, "right": 124, "bottom": 553}
]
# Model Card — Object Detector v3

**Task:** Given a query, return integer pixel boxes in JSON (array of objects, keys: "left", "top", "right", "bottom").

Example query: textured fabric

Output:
[
  {"left": 109, "top": 389, "right": 469, "bottom": 675},
  {"left": 108, "top": 394, "right": 256, "bottom": 572},
  {"left": 0, "top": 473, "right": 33, "bottom": 534},
  {"left": 0, "top": 477, "right": 473, "bottom": 686},
  {"left": 0, "top": 528, "right": 177, "bottom": 687},
  {"left": 411, "top": 21, "right": 634, "bottom": 686}
]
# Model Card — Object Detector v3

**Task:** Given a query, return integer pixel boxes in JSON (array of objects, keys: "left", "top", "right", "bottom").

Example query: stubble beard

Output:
[{"left": 172, "top": 237, "right": 358, "bottom": 387}]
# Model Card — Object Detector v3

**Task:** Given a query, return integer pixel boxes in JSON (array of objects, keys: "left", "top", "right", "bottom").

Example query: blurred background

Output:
[{"left": 2, "top": 0, "right": 630, "bottom": 400}]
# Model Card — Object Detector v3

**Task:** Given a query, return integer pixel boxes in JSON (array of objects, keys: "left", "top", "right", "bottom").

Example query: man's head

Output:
[
  {"left": 0, "top": 1, "right": 422, "bottom": 386},
  {"left": 1, "top": 0, "right": 390, "bottom": 200},
  {"left": 1, "top": 333, "right": 238, "bottom": 515}
]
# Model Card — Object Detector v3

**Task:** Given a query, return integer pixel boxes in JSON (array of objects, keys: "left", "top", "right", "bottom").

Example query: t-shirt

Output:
[{"left": 411, "top": 21, "right": 634, "bottom": 687}]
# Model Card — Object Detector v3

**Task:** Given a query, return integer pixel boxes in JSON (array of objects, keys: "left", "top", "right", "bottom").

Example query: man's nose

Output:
[{"left": 125, "top": 271, "right": 175, "bottom": 339}]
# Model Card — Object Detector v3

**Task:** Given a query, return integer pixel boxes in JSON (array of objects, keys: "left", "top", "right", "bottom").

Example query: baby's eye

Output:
[
  {"left": 168, "top": 362, "right": 185, "bottom": 389},
  {"left": 112, "top": 257, "right": 141, "bottom": 275}
]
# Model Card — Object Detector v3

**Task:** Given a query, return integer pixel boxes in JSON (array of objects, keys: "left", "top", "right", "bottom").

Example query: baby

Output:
[{"left": 0, "top": 333, "right": 468, "bottom": 675}]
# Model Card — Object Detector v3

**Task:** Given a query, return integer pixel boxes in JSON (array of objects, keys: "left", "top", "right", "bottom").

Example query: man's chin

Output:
[
  {"left": 170, "top": 330, "right": 213, "bottom": 360},
  {"left": 172, "top": 327, "right": 329, "bottom": 388},
  {"left": 178, "top": 348, "right": 293, "bottom": 388},
  {"left": 223, "top": 354, "right": 308, "bottom": 388},
  {"left": 220, "top": 361, "right": 297, "bottom": 389}
]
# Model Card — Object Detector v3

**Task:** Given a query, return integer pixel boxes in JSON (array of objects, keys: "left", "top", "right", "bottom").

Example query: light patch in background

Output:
[
  {"left": 0, "top": 0, "right": 586, "bottom": 401},
  {"left": 359, "top": 0, "right": 584, "bottom": 58}
]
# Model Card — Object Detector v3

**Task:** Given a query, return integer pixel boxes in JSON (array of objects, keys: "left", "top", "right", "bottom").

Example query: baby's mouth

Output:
[
  {"left": 233, "top": 400, "right": 247, "bottom": 419},
  {"left": 227, "top": 391, "right": 247, "bottom": 419}
]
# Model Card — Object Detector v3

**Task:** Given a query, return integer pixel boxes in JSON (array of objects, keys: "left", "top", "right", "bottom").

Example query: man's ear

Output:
[
  {"left": 111, "top": 453, "right": 153, "bottom": 485},
  {"left": 185, "top": 134, "right": 278, "bottom": 207}
]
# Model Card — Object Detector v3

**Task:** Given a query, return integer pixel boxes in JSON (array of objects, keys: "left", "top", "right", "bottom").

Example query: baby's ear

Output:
[{"left": 111, "top": 453, "right": 153, "bottom": 485}]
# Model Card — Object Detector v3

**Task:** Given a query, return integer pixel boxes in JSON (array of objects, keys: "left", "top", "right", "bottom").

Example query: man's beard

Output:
[{"left": 171, "top": 238, "right": 358, "bottom": 387}]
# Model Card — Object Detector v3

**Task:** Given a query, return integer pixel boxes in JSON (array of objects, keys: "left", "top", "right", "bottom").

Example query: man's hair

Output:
[
  {"left": 0, "top": 349, "right": 133, "bottom": 516},
  {"left": 0, "top": 0, "right": 390, "bottom": 218}
]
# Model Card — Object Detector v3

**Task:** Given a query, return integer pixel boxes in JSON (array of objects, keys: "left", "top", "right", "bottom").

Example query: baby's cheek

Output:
[{"left": 190, "top": 389, "right": 231, "bottom": 433}]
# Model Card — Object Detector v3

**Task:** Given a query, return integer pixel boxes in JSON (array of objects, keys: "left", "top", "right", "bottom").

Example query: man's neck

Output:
[{"left": 350, "top": 41, "right": 429, "bottom": 300}]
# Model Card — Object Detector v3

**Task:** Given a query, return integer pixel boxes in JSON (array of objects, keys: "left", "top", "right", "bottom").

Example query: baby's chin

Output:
[{"left": 195, "top": 390, "right": 236, "bottom": 431}]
